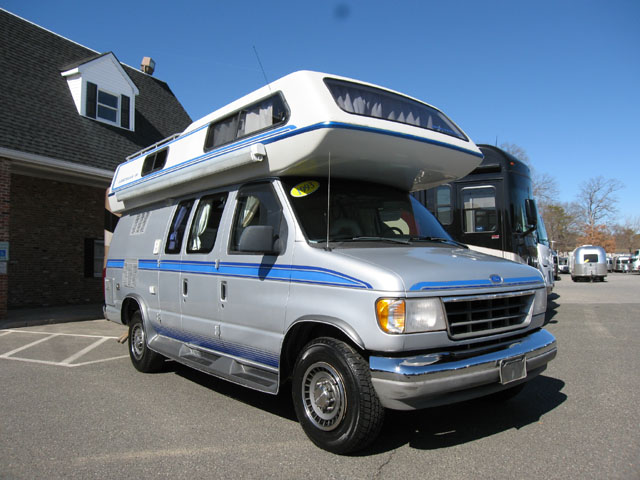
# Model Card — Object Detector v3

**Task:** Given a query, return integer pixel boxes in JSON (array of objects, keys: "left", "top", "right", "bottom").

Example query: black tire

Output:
[
  {"left": 128, "top": 310, "right": 165, "bottom": 373},
  {"left": 291, "top": 337, "right": 384, "bottom": 454}
]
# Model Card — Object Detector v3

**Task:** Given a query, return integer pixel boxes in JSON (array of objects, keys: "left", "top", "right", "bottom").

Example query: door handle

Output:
[
  {"left": 182, "top": 278, "right": 188, "bottom": 297},
  {"left": 220, "top": 281, "right": 227, "bottom": 301}
]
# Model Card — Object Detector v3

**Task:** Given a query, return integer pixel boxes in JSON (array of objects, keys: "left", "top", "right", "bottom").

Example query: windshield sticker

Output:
[{"left": 290, "top": 180, "right": 320, "bottom": 197}]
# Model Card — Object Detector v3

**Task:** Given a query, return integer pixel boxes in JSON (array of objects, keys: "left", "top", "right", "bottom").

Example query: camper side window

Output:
[
  {"left": 165, "top": 200, "right": 195, "bottom": 254},
  {"left": 204, "top": 94, "right": 288, "bottom": 151},
  {"left": 230, "top": 183, "right": 286, "bottom": 254},
  {"left": 142, "top": 149, "right": 168, "bottom": 176},
  {"left": 186, "top": 193, "right": 228, "bottom": 254}
]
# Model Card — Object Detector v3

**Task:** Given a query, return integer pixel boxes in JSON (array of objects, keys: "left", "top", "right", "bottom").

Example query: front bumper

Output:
[{"left": 370, "top": 329, "right": 557, "bottom": 410}]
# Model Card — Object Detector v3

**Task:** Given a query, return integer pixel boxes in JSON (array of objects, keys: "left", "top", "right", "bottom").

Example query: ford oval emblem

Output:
[{"left": 490, "top": 274, "right": 503, "bottom": 284}]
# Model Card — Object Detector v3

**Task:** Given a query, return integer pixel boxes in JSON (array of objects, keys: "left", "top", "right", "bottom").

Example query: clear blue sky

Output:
[{"left": 4, "top": 0, "right": 639, "bottom": 223}]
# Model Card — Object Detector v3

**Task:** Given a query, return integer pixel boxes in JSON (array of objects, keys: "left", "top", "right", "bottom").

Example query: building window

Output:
[
  {"left": 97, "top": 90, "right": 118, "bottom": 122},
  {"left": 84, "top": 239, "right": 105, "bottom": 278},
  {"left": 85, "top": 82, "right": 131, "bottom": 130}
]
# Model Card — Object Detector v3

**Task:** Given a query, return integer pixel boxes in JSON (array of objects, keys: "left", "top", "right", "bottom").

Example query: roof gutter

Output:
[{"left": 0, "top": 147, "right": 114, "bottom": 188}]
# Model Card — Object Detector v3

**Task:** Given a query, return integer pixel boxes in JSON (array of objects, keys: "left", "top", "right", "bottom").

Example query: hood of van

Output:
[{"left": 335, "top": 245, "right": 544, "bottom": 293}]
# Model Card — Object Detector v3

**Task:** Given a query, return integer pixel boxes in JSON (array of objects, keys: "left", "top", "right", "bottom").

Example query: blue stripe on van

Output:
[
  {"left": 106, "top": 259, "right": 125, "bottom": 268},
  {"left": 269, "top": 121, "right": 484, "bottom": 159},
  {"left": 154, "top": 324, "right": 279, "bottom": 368},
  {"left": 111, "top": 125, "right": 297, "bottom": 193},
  {"left": 410, "top": 276, "right": 543, "bottom": 291},
  {"left": 131, "top": 259, "right": 372, "bottom": 289},
  {"left": 111, "top": 121, "right": 482, "bottom": 194}
]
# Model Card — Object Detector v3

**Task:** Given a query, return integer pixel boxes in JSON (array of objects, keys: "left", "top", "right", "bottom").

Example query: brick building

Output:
[{"left": 0, "top": 9, "right": 192, "bottom": 317}]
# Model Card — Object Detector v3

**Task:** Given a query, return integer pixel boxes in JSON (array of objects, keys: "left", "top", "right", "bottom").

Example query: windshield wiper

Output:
[
  {"left": 409, "top": 236, "right": 468, "bottom": 248},
  {"left": 329, "top": 236, "right": 411, "bottom": 245}
]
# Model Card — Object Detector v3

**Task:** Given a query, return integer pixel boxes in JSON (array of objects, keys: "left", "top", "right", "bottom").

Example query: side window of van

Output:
[
  {"left": 165, "top": 200, "right": 195, "bottom": 254},
  {"left": 186, "top": 193, "right": 228, "bottom": 254},
  {"left": 230, "top": 183, "right": 286, "bottom": 254}
]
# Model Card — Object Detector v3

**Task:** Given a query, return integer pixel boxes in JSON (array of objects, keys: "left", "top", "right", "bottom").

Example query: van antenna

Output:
[
  {"left": 253, "top": 46, "right": 271, "bottom": 92},
  {"left": 325, "top": 152, "right": 331, "bottom": 251}
]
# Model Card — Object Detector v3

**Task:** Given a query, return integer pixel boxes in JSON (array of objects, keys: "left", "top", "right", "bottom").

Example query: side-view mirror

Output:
[
  {"left": 237, "top": 225, "right": 279, "bottom": 254},
  {"left": 525, "top": 199, "right": 538, "bottom": 228}
]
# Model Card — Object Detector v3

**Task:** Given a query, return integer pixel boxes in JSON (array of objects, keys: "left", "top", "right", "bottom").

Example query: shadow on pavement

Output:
[{"left": 167, "top": 359, "right": 565, "bottom": 455}]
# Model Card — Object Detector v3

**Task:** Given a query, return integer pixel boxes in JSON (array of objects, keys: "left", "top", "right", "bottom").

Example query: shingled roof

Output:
[{"left": 0, "top": 9, "right": 192, "bottom": 172}]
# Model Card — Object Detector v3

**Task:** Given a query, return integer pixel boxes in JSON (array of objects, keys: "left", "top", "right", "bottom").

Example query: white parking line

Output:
[
  {"left": 60, "top": 337, "right": 111, "bottom": 365},
  {"left": 0, "top": 333, "right": 60, "bottom": 358},
  {"left": 0, "top": 330, "right": 128, "bottom": 367}
]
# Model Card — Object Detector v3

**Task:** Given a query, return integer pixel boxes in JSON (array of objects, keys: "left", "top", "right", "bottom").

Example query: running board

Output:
[{"left": 149, "top": 334, "right": 279, "bottom": 394}]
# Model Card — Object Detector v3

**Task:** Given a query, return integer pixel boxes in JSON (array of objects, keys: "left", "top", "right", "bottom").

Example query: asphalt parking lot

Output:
[{"left": 1, "top": 273, "right": 638, "bottom": 479}]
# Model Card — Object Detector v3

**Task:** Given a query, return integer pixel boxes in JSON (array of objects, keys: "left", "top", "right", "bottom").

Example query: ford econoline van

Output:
[{"left": 104, "top": 71, "right": 557, "bottom": 453}]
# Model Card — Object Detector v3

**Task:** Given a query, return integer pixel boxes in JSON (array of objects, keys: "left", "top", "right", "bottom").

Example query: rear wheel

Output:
[
  {"left": 128, "top": 310, "right": 165, "bottom": 373},
  {"left": 291, "top": 337, "right": 384, "bottom": 454}
]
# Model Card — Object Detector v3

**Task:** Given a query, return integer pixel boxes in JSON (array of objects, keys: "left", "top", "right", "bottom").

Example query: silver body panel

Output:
[{"left": 105, "top": 177, "right": 556, "bottom": 409}]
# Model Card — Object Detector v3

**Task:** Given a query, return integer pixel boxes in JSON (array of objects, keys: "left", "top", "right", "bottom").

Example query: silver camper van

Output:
[
  {"left": 104, "top": 71, "right": 557, "bottom": 454},
  {"left": 570, "top": 245, "right": 607, "bottom": 282}
]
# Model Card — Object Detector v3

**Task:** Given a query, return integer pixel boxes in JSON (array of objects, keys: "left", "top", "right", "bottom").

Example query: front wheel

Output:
[
  {"left": 291, "top": 337, "right": 384, "bottom": 454},
  {"left": 128, "top": 310, "right": 165, "bottom": 373}
]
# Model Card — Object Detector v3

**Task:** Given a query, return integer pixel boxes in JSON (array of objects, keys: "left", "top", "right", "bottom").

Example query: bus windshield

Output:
[
  {"left": 508, "top": 172, "right": 534, "bottom": 234},
  {"left": 282, "top": 178, "right": 454, "bottom": 245}
]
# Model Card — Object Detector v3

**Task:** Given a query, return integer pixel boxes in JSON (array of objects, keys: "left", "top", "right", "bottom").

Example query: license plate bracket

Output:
[{"left": 499, "top": 355, "right": 527, "bottom": 385}]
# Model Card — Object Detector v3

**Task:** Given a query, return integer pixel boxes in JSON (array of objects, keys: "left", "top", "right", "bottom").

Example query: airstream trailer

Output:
[
  {"left": 613, "top": 255, "right": 632, "bottom": 273},
  {"left": 570, "top": 245, "right": 607, "bottom": 282}
]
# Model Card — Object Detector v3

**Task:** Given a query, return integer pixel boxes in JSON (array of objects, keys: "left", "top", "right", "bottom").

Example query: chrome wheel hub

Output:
[{"left": 302, "top": 362, "right": 346, "bottom": 431}]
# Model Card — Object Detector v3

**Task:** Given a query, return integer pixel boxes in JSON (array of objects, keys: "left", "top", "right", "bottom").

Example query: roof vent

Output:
[{"left": 140, "top": 57, "right": 156, "bottom": 75}]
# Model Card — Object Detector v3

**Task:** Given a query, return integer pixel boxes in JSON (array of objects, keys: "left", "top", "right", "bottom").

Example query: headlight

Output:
[
  {"left": 533, "top": 288, "right": 547, "bottom": 316},
  {"left": 376, "top": 298, "right": 446, "bottom": 334}
]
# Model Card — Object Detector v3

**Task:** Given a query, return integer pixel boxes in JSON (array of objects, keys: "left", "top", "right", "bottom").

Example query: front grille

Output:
[{"left": 443, "top": 291, "right": 534, "bottom": 340}]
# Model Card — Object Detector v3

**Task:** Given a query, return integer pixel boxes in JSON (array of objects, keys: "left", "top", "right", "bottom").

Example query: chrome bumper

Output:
[{"left": 370, "top": 329, "right": 557, "bottom": 410}]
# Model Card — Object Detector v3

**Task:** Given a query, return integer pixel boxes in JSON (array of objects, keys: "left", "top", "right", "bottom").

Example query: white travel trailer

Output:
[
  {"left": 105, "top": 71, "right": 556, "bottom": 453},
  {"left": 632, "top": 249, "right": 640, "bottom": 272},
  {"left": 570, "top": 245, "right": 607, "bottom": 282},
  {"left": 613, "top": 255, "right": 632, "bottom": 273}
]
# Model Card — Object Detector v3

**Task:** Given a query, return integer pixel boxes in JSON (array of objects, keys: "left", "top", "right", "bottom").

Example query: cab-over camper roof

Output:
[{"left": 108, "top": 70, "right": 483, "bottom": 213}]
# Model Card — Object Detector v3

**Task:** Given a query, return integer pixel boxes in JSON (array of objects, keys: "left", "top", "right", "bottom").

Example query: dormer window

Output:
[
  {"left": 97, "top": 90, "right": 118, "bottom": 122},
  {"left": 61, "top": 52, "right": 138, "bottom": 131},
  {"left": 85, "top": 82, "right": 130, "bottom": 129}
]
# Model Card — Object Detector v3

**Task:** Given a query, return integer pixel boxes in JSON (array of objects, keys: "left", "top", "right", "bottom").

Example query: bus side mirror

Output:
[{"left": 525, "top": 199, "right": 538, "bottom": 228}]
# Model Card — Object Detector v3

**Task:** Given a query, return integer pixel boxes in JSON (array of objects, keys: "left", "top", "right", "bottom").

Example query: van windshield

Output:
[{"left": 282, "top": 178, "right": 456, "bottom": 246}]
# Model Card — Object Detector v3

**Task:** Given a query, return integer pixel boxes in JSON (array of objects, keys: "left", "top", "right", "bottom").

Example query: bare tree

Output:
[
  {"left": 576, "top": 176, "right": 624, "bottom": 230},
  {"left": 500, "top": 142, "right": 530, "bottom": 165},
  {"left": 612, "top": 216, "right": 640, "bottom": 253},
  {"left": 543, "top": 202, "right": 580, "bottom": 253}
]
